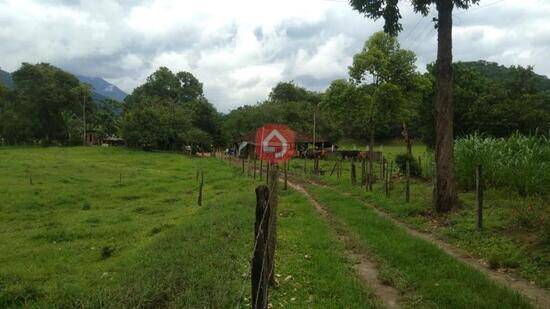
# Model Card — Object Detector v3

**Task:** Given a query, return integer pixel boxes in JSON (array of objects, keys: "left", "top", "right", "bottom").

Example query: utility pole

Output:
[
  {"left": 312, "top": 106, "right": 317, "bottom": 151},
  {"left": 82, "top": 90, "right": 86, "bottom": 146}
]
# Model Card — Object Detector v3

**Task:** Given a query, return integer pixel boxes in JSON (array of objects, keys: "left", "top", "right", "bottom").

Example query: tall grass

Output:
[{"left": 454, "top": 134, "right": 550, "bottom": 197}]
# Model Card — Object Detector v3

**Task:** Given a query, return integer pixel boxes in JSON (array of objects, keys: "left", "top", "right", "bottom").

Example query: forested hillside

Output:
[{"left": 461, "top": 60, "right": 550, "bottom": 92}]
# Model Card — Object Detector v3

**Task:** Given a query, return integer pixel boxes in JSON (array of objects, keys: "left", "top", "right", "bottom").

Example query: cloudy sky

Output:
[{"left": 1, "top": 0, "right": 549, "bottom": 111}]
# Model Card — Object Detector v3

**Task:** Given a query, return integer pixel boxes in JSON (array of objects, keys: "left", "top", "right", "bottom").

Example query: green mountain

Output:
[{"left": 458, "top": 60, "right": 550, "bottom": 92}]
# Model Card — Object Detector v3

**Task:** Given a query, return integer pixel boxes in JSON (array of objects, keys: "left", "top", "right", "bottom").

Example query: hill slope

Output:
[
  {"left": 459, "top": 60, "right": 550, "bottom": 92},
  {"left": 0, "top": 69, "right": 13, "bottom": 88},
  {"left": 0, "top": 69, "right": 126, "bottom": 106},
  {"left": 77, "top": 75, "right": 127, "bottom": 102}
]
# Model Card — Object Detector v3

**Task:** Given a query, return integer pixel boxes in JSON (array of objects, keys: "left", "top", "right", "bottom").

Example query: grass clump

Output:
[
  {"left": 100, "top": 246, "right": 115, "bottom": 259},
  {"left": 82, "top": 201, "right": 91, "bottom": 210}
]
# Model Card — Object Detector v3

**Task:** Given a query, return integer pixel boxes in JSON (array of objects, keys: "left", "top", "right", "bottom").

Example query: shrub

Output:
[
  {"left": 394, "top": 153, "right": 421, "bottom": 177},
  {"left": 101, "top": 246, "right": 114, "bottom": 259}
]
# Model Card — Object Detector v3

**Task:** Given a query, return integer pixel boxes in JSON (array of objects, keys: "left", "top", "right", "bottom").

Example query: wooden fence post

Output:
[
  {"left": 367, "top": 158, "right": 373, "bottom": 192},
  {"left": 361, "top": 158, "right": 366, "bottom": 187},
  {"left": 405, "top": 160, "right": 410, "bottom": 203},
  {"left": 350, "top": 158, "right": 357, "bottom": 186},
  {"left": 389, "top": 161, "right": 393, "bottom": 191},
  {"left": 254, "top": 158, "right": 257, "bottom": 179},
  {"left": 242, "top": 157, "right": 245, "bottom": 174},
  {"left": 314, "top": 157, "right": 320, "bottom": 175},
  {"left": 384, "top": 162, "right": 389, "bottom": 197},
  {"left": 260, "top": 160, "right": 263, "bottom": 181},
  {"left": 284, "top": 161, "right": 288, "bottom": 190},
  {"left": 266, "top": 162, "right": 271, "bottom": 186},
  {"left": 267, "top": 166, "right": 279, "bottom": 286},
  {"left": 476, "top": 165, "right": 483, "bottom": 231},
  {"left": 252, "top": 185, "right": 270, "bottom": 309},
  {"left": 380, "top": 156, "right": 385, "bottom": 183},
  {"left": 197, "top": 171, "right": 204, "bottom": 206}
]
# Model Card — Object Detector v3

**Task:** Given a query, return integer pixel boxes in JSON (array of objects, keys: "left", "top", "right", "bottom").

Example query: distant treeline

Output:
[
  {"left": 224, "top": 60, "right": 550, "bottom": 148},
  {"left": 1, "top": 56, "right": 549, "bottom": 149}
]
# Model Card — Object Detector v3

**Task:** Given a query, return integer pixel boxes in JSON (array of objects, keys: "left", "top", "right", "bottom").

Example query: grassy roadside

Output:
[
  {"left": 306, "top": 184, "right": 531, "bottom": 308},
  {"left": 270, "top": 188, "right": 378, "bottom": 308},
  {"left": 0, "top": 147, "right": 376, "bottom": 307},
  {"left": 285, "top": 155, "right": 550, "bottom": 290}
]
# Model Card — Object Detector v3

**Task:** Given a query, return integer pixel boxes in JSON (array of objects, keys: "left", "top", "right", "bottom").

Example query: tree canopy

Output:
[
  {"left": 120, "top": 67, "right": 221, "bottom": 151},
  {"left": 0, "top": 63, "right": 90, "bottom": 144},
  {"left": 349, "top": 0, "right": 480, "bottom": 36}
]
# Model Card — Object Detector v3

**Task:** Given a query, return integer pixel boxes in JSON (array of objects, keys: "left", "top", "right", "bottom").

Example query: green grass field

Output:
[
  {"left": 0, "top": 146, "right": 544, "bottom": 308},
  {"left": 0, "top": 147, "right": 375, "bottom": 307}
]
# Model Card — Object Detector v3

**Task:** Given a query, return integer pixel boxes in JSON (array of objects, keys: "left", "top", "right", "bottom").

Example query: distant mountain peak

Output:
[
  {"left": 0, "top": 68, "right": 13, "bottom": 88},
  {"left": 76, "top": 75, "right": 127, "bottom": 102}
]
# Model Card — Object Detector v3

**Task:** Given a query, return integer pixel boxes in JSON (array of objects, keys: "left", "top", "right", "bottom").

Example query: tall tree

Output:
[
  {"left": 347, "top": 31, "right": 415, "bottom": 191},
  {"left": 121, "top": 67, "right": 220, "bottom": 150},
  {"left": 349, "top": 0, "right": 480, "bottom": 212}
]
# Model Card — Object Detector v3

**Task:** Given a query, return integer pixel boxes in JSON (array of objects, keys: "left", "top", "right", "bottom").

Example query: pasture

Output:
[
  {"left": 0, "top": 147, "right": 372, "bottom": 307},
  {"left": 0, "top": 146, "right": 546, "bottom": 308}
]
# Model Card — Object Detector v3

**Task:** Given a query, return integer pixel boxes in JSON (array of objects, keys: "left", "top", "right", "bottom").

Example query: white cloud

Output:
[{"left": 0, "top": 0, "right": 549, "bottom": 112}]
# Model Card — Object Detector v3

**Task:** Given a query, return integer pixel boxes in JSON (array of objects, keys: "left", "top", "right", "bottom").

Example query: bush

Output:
[{"left": 394, "top": 153, "right": 421, "bottom": 177}]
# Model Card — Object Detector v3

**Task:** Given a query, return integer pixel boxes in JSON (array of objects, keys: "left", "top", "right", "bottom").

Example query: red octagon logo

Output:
[{"left": 255, "top": 124, "right": 295, "bottom": 163}]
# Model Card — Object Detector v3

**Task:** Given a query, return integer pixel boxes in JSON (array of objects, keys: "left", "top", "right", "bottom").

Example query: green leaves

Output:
[
  {"left": 120, "top": 68, "right": 220, "bottom": 150},
  {"left": 349, "top": 0, "right": 402, "bottom": 36},
  {"left": 349, "top": 1, "right": 481, "bottom": 36},
  {"left": 348, "top": 31, "right": 417, "bottom": 87},
  {"left": 1, "top": 63, "right": 85, "bottom": 144}
]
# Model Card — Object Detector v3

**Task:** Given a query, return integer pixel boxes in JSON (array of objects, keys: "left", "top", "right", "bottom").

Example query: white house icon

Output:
[{"left": 262, "top": 129, "right": 288, "bottom": 158}]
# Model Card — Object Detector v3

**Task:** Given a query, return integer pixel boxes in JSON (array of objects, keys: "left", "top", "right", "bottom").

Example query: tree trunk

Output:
[{"left": 434, "top": 0, "right": 458, "bottom": 212}]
